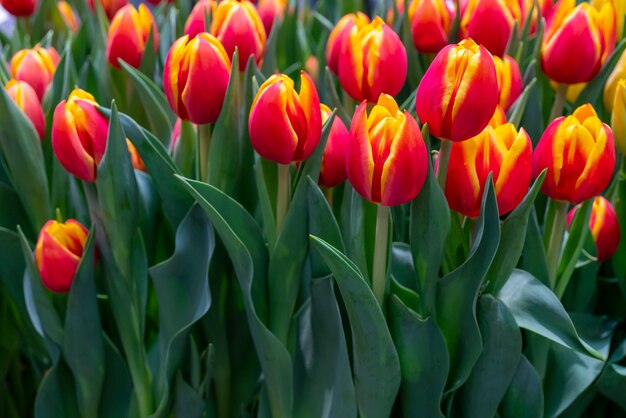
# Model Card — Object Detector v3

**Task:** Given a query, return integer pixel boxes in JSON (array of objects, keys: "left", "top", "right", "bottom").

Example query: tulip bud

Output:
[
  {"left": 460, "top": 0, "right": 522, "bottom": 57},
  {"left": 533, "top": 104, "right": 615, "bottom": 203},
  {"left": 494, "top": 55, "right": 522, "bottom": 111},
  {"left": 0, "top": 0, "right": 36, "bottom": 16},
  {"left": 604, "top": 49, "right": 626, "bottom": 111},
  {"left": 163, "top": 33, "right": 231, "bottom": 124},
  {"left": 5, "top": 80, "right": 45, "bottom": 140},
  {"left": 88, "top": 0, "right": 127, "bottom": 20},
  {"left": 57, "top": 1, "right": 80, "bottom": 32},
  {"left": 347, "top": 94, "right": 428, "bottom": 206},
  {"left": 211, "top": 0, "right": 266, "bottom": 71},
  {"left": 416, "top": 38, "right": 499, "bottom": 142},
  {"left": 52, "top": 89, "right": 109, "bottom": 182},
  {"left": 326, "top": 12, "right": 370, "bottom": 75},
  {"left": 305, "top": 55, "right": 320, "bottom": 83},
  {"left": 541, "top": 0, "right": 616, "bottom": 84},
  {"left": 319, "top": 104, "right": 350, "bottom": 188},
  {"left": 338, "top": 17, "right": 407, "bottom": 102},
  {"left": 258, "top": 0, "right": 287, "bottom": 35},
  {"left": 106, "top": 4, "right": 158, "bottom": 69},
  {"left": 184, "top": 0, "right": 215, "bottom": 38},
  {"left": 611, "top": 79, "right": 626, "bottom": 155},
  {"left": 444, "top": 123, "right": 533, "bottom": 217},
  {"left": 567, "top": 196, "right": 620, "bottom": 261},
  {"left": 35, "top": 219, "right": 89, "bottom": 293},
  {"left": 408, "top": 0, "right": 454, "bottom": 53},
  {"left": 249, "top": 71, "right": 322, "bottom": 164},
  {"left": 10, "top": 46, "right": 60, "bottom": 100},
  {"left": 126, "top": 139, "right": 146, "bottom": 172}
]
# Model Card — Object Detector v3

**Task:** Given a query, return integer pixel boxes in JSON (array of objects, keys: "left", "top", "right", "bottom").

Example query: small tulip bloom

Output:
[
  {"left": 10, "top": 46, "right": 60, "bottom": 100},
  {"left": 494, "top": 55, "right": 523, "bottom": 111},
  {"left": 408, "top": 0, "right": 454, "bottom": 53},
  {"left": 184, "top": 0, "right": 215, "bottom": 38},
  {"left": 35, "top": 219, "right": 89, "bottom": 293},
  {"left": 211, "top": 0, "right": 266, "bottom": 71},
  {"left": 460, "top": 0, "right": 522, "bottom": 57},
  {"left": 338, "top": 17, "right": 407, "bottom": 102},
  {"left": 88, "top": 0, "right": 127, "bottom": 20},
  {"left": 347, "top": 94, "right": 428, "bottom": 206},
  {"left": 416, "top": 38, "right": 499, "bottom": 142},
  {"left": 326, "top": 12, "right": 370, "bottom": 75},
  {"left": 57, "top": 1, "right": 80, "bottom": 32},
  {"left": 533, "top": 104, "right": 615, "bottom": 203},
  {"left": 106, "top": 4, "right": 158, "bottom": 69},
  {"left": 319, "top": 104, "right": 350, "bottom": 188},
  {"left": 567, "top": 196, "right": 621, "bottom": 261},
  {"left": 163, "top": 33, "right": 231, "bottom": 125},
  {"left": 611, "top": 79, "right": 626, "bottom": 155},
  {"left": 126, "top": 139, "right": 146, "bottom": 172},
  {"left": 249, "top": 72, "right": 322, "bottom": 164},
  {"left": 541, "top": 0, "right": 616, "bottom": 84},
  {"left": 604, "top": 48, "right": 626, "bottom": 112},
  {"left": 5, "top": 80, "right": 45, "bottom": 140},
  {"left": 52, "top": 89, "right": 109, "bottom": 182},
  {"left": 0, "top": 0, "right": 36, "bottom": 16},
  {"left": 444, "top": 123, "right": 533, "bottom": 217},
  {"left": 258, "top": 0, "right": 287, "bottom": 35}
]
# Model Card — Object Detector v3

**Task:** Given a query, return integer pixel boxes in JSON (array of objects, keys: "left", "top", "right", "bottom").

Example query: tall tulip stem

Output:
[
  {"left": 198, "top": 124, "right": 212, "bottom": 182},
  {"left": 372, "top": 204, "right": 390, "bottom": 307},
  {"left": 544, "top": 199, "right": 569, "bottom": 288},
  {"left": 276, "top": 163, "right": 290, "bottom": 233},
  {"left": 437, "top": 139, "right": 453, "bottom": 191},
  {"left": 549, "top": 84, "right": 568, "bottom": 122}
]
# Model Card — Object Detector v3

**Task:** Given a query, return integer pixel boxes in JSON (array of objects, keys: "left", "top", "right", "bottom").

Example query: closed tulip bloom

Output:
[
  {"left": 541, "top": 0, "right": 616, "bottom": 84},
  {"left": 0, "top": 0, "right": 36, "bottom": 16},
  {"left": 533, "top": 104, "right": 615, "bottom": 203},
  {"left": 444, "top": 123, "right": 532, "bottom": 217},
  {"left": 57, "top": 1, "right": 80, "bottom": 32},
  {"left": 5, "top": 80, "right": 45, "bottom": 140},
  {"left": 604, "top": 49, "right": 626, "bottom": 111},
  {"left": 416, "top": 38, "right": 498, "bottom": 142},
  {"left": 319, "top": 104, "right": 350, "bottom": 188},
  {"left": 249, "top": 72, "right": 322, "bottom": 164},
  {"left": 339, "top": 17, "right": 407, "bottom": 102},
  {"left": 10, "top": 46, "right": 60, "bottom": 100},
  {"left": 52, "top": 89, "right": 109, "bottom": 182},
  {"left": 184, "top": 0, "right": 215, "bottom": 38},
  {"left": 347, "top": 94, "right": 428, "bottom": 206},
  {"left": 460, "top": 0, "right": 522, "bottom": 57},
  {"left": 326, "top": 12, "right": 370, "bottom": 75},
  {"left": 211, "top": 0, "right": 266, "bottom": 71},
  {"left": 610, "top": 79, "right": 626, "bottom": 155},
  {"left": 106, "top": 4, "right": 158, "bottom": 69},
  {"left": 88, "top": 0, "right": 127, "bottom": 20},
  {"left": 567, "top": 196, "right": 620, "bottom": 261},
  {"left": 163, "top": 33, "right": 231, "bottom": 124},
  {"left": 126, "top": 139, "right": 146, "bottom": 172},
  {"left": 494, "top": 55, "right": 523, "bottom": 111},
  {"left": 35, "top": 219, "right": 89, "bottom": 293},
  {"left": 408, "top": 0, "right": 454, "bottom": 53},
  {"left": 258, "top": 0, "right": 287, "bottom": 35}
]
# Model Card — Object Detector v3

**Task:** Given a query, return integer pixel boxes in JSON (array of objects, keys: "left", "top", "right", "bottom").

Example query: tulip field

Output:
[{"left": 3, "top": 0, "right": 626, "bottom": 416}]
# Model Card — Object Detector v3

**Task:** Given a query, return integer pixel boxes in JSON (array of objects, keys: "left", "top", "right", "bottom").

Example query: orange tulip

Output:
[
  {"left": 249, "top": 72, "right": 322, "bottom": 164},
  {"left": 57, "top": 1, "right": 80, "bottom": 32},
  {"left": 10, "top": 46, "right": 60, "bottom": 100},
  {"left": 347, "top": 94, "right": 428, "bottom": 206},
  {"left": 0, "top": 0, "right": 36, "bottom": 16},
  {"left": 184, "top": 0, "right": 215, "bottom": 38},
  {"left": 533, "top": 104, "right": 615, "bottom": 202},
  {"left": 408, "top": 0, "right": 454, "bottom": 53},
  {"left": 319, "top": 104, "right": 350, "bottom": 188},
  {"left": 106, "top": 4, "right": 158, "bottom": 69},
  {"left": 460, "top": 0, "right": 522, "bottom": 57},
  {"left": 326, "top": 12, "right": 370, "bottom": 75},
  {"left": 494, "top": 55, "right": 523, "bottom": 111},
  {"left": 5, "top": 80, "right": 45, "bottom": 140},
  {"left": 567, "top": 196, "right": 621, "bottom": 261},
  {"left": 88, "top": 0, "right": 127, "bottom": 20}
]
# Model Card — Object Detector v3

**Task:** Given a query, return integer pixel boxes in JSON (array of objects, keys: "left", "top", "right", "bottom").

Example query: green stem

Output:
[
  {"left": 544, "top": 199, "right": 569, "bottom": 289},
  {"left": 549, "top": 84, "right": 568, "bottom": 122},
  {"left": 197, "top": 124, "right": 212, "bottom": 183},
  {"left": 372, "top": 204, "right": 390, "bottom": 307},
  {"left": 276, "top": 163, "right": 290, "bottom": 233},
  {"left": 436, "top": 139, "right": 453, "bottom": 191}
]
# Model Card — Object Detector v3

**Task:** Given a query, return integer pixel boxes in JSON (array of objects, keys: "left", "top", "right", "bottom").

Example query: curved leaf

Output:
[{"left": 500, "top": 355, "right": 544, "bottom": 418}]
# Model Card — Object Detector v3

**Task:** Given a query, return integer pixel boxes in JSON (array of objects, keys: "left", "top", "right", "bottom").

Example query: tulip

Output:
[
  {"left": 258, "top": 0, "right": 287, "bottom": 35},
  {"left": 126, "top": 140, "right": 146, "bottom": 172},
  {"left": 386, "top": 0, "right": 405, "bottom": 26},
  {"left": 567, "top": 196, "right": 621, "bottom": 261},
  {"left": 106, "top": 4, "right": 158, "bottom": 69},
  {"left": 249, "top": 71, "right": 322, "bottom": 164},
  {"left": 347, "top": 94, "right": 428, "bottom": 206},
  {"left": 35, "top": 219, "right": 89, "bottom": 293},
  {"left": 10, "top": 46, "right": 60, "bottom": 100},
  {"left": 5, "top": 80, "right": 45, "bottom": 140},
  {"left": 491, "top": 105, "right": 508, "bottom": 127},
  {"left": 57, "top": 1, "right": 79, "bottom": 32},
  {"left": 326, "top": 12, "right": 370, "bottom": 75},
  {"left": 211, "top": 0, "right": 266, "bottom": 71},
  {"left": 338, "top": 17, "right": 407, "bottom": 102},
  {"left": 444, "top": 123, "right": 533, "bottom": 217},
  {"left": 533, "top": 104, "right": 615, "bottom": 203},
  {"left": 611, "top": 79, "right": 626, "bottom": 155},
  {"left": 541, "top": 0, "right": 616, "bottom": 84},
  {"left": 88, "top": 0, "right": 127, "bottom": 20},
  {"left": 407, "top": 0, "right": 454, "bottom": 53},
  {"left": 163, "top": 33, "right": 231, "bottom": 125},
  {"left": 52, "top": 89, "right": 109, "bottom": 182},
  {"left": 520, "top": 0, "right": 554, "bottom": 34},
  {"left": 460, "top": 0, "right": 522, "bottom": 57},
  {"left": 319, "top": 104, "right": 350, "bottom": 188},
  {"left": 415, "top": 38, "right": 499, "bottom": 142},
  {"left": 184, "top": 0, "right": 215, "bottom": 38},
  {"left": 604, "top": 49, "right": 626, "bottom": 112},
  {"left": 305, "top": 55, "right": 320, "bottom": 83},
  {"left": 494, "top": 55, "right": 522, "bottom": 111},
  {"left": 0, "top": 0, "right": 36, "bottom": 16}
]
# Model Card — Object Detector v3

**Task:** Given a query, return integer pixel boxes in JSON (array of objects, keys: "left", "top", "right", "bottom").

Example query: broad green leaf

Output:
[
  {"left": 172, "top": 373, "right": 205, "bottom": 418},
  {"left": 34, "top": 362, "right": 79, "bottom": 418},
  {"left": 99, "top": 336, "right": 133, "bottom": 418},
  {"left": 596, "top": 364, "right": 626, "bottom": 411},
  {"left": 0, "top": 227, "right": 27, "bottom": 314},
  {"left": 310, "top": 236, "right": 401, "bottom": 418},
  {"left": 390, "top": 243, "right": 417, "bottom": 292},
  {"left": 500, "top": 355, "right": 544, "bottom": 418},
  {"left": 519, "top": 208, "right": 550, "bottom": 286},
  {"left": 389, "top": 296, "right": 447, "bottom": 418}
]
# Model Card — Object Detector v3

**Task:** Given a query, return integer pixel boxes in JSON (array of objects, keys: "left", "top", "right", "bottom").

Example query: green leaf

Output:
[
  {"left": 556, "top": 199, "right": 592, "bottom": 298},
  {"left": 451, "top": 295, "right": 522, "bottom": 418},
  {"left": 507, "top": 78, "right": 537, "bottom": 129},
  {"left": 390, "top": 243, "right": 417, "bottom": 292},
  {"left": 596, "top": 364, "right": 626, "bottom": 411},
  {"left": 500, "top": 355, "right": 544, "bottom": 418},
  {"left": 389, "top": 296, "right": 448, "bottom": 418},
  {"left": 436, "top": 179, "right": 501, "bottom": 391},
  {"left": 519, "top": 207, "right": 550, "bottom": 286},
  {"left": 496, "top": 269, "right": 604, "bottom": 359},
  {"left": 172, "top": 373, "right": 205, "bottom": 418},
  {"left": 99, "top": 336, "right": 133, "bottom": 418},
  {"left": 574, "top": 39, "right": 626, "bottom": 108},
  {"left": 34, "top": 362, "right": 79, "bottom": 418},
  {"left": 310, "top": 235, "right": 401, "bottom": 418}
]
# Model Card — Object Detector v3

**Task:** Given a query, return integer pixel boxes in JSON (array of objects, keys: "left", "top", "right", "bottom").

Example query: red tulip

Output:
[
  {"left": 460, "top": 0, "right": 522, "bottom": 57},
  {"left": 5, "top": 79, "right": 45, "bottom": 140},
  {"left": 106, "top": 4, "right": 159, "bottom": 69},
  {"left": 184, "top": 0, "right": 215, "bottom": 38},
  {"left": 326, "top": 12, "right": 370, "bottom": 75},
  {"left": 408, "top": 0, "right": 454, "bottom": 53},
  {"left": 494, "top": 55, "right": 523, "bottom": 111},
  {"left": 319, "top": 104, "right": 350, "bottom": 188},
  {"left": 10, "top": 46, "right": 60, "bottom": 100},
  {"left": 258, "top": 0, "right": 287, "bottom": 35},
  {"left": 87, "top": 0, "right": 127, "bottom": 20},
  {"left": 567, "top": 196, "right": 620, "bottom": 261},
  {"left": 0, "top": 0, "right": 36, "bottom": 16}
]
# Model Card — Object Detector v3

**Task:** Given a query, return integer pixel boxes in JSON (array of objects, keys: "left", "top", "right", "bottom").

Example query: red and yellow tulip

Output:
[
  {"left": 88, "top": 0, "right": 127, "bottom": 20},
  {"left": 494, "top": 55, "right": 523, "bottom": 111},
  {"left": 35, "top": 219, "right": 89, "bottom": 293},
  {"left": 0, "top": 0, "right": 36, "bottom": 16},
  {"left": 6, "top": 80, "right": 45, "bottom": 140},
  {"left": 533, "top": 104, "right": 615, "bottom": 202},
  {"left": 567, "top": 196, "right": 620, "bottom": 261},
  {"left": 604, "top": 49, "right": 626, "bottom": 112},
  {"left": 163, "top": 33, "right": 231, "bottom": 125},
  {"left": 319, "top": 104, "right": 350, "bottom": 188},
  {"left": 460, "top": 0, "right": 522, "bottom": 57},
  {"left": 52, "top": 89, "right": 109, "bottom": 182},
  {"left": 326, "top": 12, "right": 370, "bottom": 75},
  {"left": 10, "top": 46, "right": 59, "bottom": 100},
  {"left": 184, "top": 0, "right": 215, "bottom": 38},
  {"left": 408, "top": 0, "right": 454, "bottom": 53},
  {"left": 248, "top": 72, "right": 322, "bottom": 164},
  {"left": 258, "top": 0, "right": 287, "bottom": 35},
  {"left": 347, "top": 94, "right": 428, "bottom": 206},
  {"left": 415, "top": 38, "right": 499, "bottom": 142},
  {"left": 106, "top": 4, "right": 158, "bottom": 69}
]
